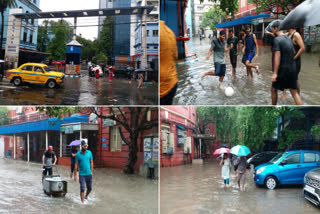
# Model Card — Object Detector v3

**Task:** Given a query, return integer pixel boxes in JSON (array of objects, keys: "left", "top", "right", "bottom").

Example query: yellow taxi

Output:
[{"left": 6, "top": 63, "right": 65, "bottom": 89}]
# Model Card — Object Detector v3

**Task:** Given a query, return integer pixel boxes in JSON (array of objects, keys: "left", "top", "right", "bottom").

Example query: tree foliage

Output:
[
  {"left": 248, "top": 0, "right": 303, "bottom": 16},
  {"left": 76, "top": 35, "right": 95, "bottom": 61},
  {"left": 0, "top": 107, "right": 9, "bottom": 125},
  {"left": 46, "top": 20, "right": 73, "bottom": 60},
  {"left": 36, "top": 107, "right": 158, "bottom": 174},
  {"left": 200, "top": 6, "right": 227, "bottom": 31},
  {"left": 200, "top": 0, "right": 238, "bottom": 16},
  {"left": 92, "top": 52, "right": 108, "bottom": 64},
  {"left": 97, "top": 17, "right": 113, "bottom": 58},
  {"left": 197, "top": 107, "right": 307, "bottom": 151},
  {"left": 37, "top": 20, "right": 49, "bottom": 52}
]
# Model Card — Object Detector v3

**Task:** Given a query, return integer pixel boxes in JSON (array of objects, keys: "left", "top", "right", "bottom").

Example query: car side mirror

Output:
[{"left": 280, "top": 160, "right": 287, "bottom": 165}]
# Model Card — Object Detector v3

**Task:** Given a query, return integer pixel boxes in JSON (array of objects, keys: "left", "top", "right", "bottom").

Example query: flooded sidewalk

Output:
[
  {"left": 0, "top": 159, "right": 158, "bottom": 214},
  {"left": 160, "top": 162, "right": 319, "bottom": 214},
  {"left": 173, "top": 38, "right": 320, "bottom": 105}
]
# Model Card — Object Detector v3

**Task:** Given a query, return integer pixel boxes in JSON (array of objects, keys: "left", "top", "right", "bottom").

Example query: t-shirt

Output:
[
  {"left": 211, "top": 39, "right": 226, "bottom": 64},
  {"left": 75, "top": 150, "right": 93, "bottom": 176},
  {"left": 227, "top": 36, "right": 239, "bottom": 56},
  {"left": 43, "top": 151, "right": 55, "bottom": 168},
  {"left": 160, "top": 20, "right": 178, "bottom": 98},
  {"left": 273, "top": 35, "right": 297, "bottom": 80},
  {"left": 237, "top": 157, "right": 247, "bottom": 173},
  {"left": 245, "top": 34, "right": 256, "bottom": 54}
]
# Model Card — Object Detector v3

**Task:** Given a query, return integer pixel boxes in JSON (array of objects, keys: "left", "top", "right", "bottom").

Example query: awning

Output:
[
  {"left": 0, "top": 115, "right": 88, "bottom": 135},
  {"left": 216, "top": 13, "right": 270, "bottom": 28},
  {"left": 176, "top": 125, "right": 186, "bottom": 130}
]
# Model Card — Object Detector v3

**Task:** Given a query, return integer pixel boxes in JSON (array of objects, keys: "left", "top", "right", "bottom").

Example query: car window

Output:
[
  {"left": 316, "top": 153, "right": 320, "bottom": 162},
  {"left": 34, "top": 66, "right": 43, "bottom": 72},
  {"left": 285, "top": 153, "right": 300, "bottom": 164},
  {"left": 21, "top": 66, "right": 33, "bottom": 71},
  {"left": 269, "top": 152, "right": 284, "bottom": 163},
  {"left": 43, "top": 66, "right": 50, "bottom": 72},
  {"left": 304, "top": 153, "right": 316, "bottom": 163}
]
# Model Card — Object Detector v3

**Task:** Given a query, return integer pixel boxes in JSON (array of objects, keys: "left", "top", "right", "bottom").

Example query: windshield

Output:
[
  {"left": 268, "top": 152, "right": 284, "bottom": 164},
  {"left": 43, "top": 66, "right": 50, "bottom": 72}
]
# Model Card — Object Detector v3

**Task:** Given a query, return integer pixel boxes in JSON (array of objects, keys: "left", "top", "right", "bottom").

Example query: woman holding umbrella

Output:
[
  {"left": 214, "top": 148, "right": 231, "bottom": 187},
  {"left": 231, "top": 145, "right": 251, "bottom": 191},
  {"left": 220, "top": 153, "right": 232, "bottom": 187}
]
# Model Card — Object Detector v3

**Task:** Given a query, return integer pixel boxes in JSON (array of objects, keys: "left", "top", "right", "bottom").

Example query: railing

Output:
[{"left": 2, "top": 112, "right": 50, "bottom": 126}]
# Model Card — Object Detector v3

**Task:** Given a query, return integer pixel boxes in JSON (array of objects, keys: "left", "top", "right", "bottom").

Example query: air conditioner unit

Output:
[
  {"left": 184, "top": 137, "right": 191, "bottom": 154},
  {"left": 161, "top": 132, "right": 168, "bottom": 153}
]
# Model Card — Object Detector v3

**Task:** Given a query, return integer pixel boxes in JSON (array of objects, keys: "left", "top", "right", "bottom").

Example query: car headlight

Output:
[
  {"left": 256, "top": 167, "right": 265, "bottom": 174},
  {"left": 304, "top": 175, "right": 307, "bottom": 184}
]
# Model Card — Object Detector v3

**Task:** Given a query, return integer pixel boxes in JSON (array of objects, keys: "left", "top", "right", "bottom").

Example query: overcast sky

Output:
[{"left": 39, "top": 0, "right": 100, "bottom": 40}]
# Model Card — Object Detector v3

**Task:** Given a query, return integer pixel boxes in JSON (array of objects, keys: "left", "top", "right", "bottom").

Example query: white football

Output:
[{"left": 225, "top": 87, "right": 234, "bottom": 97}]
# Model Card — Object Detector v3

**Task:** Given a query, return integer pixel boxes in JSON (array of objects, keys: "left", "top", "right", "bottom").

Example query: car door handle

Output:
[{"left": 297, "top": 165, "right": 301, "bottom": 167}]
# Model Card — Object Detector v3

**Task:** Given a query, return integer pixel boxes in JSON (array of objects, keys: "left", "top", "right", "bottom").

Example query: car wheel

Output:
[
  {"left": 47, "top": 80, "right": 56, "bottom": 89},
  {"left": 13, "top": 77, "right": 22, "bottom": 86},
  {"left": 265, "top": 176, "right": 277, "bottom": 190}
]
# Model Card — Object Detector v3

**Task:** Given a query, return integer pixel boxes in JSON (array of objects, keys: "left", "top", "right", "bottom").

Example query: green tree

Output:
[
  {"left": 37, "top": 20, "right": 49, "bottom": 52},
  {"left": 37, "top": 107, "right": 158, "bottom": 174},
  {"left": 200, "top": 6, "right": 227, "bottom": 31},
  {"left": 96, "top": 17, "right": 113, "bottom": 61},
  {"left": 200, "top": 0, "right": 238, "bottom": 16},
  {"left": 76, "top": 35, "right": 95, "bottom": 61},
  {"left": 46, "top": 20, "right": 72, "bottom": 60},
  {"left": 197, "top": 107, "right": 306, "bottom": 151},
  {"left": 92, "top": 52, "right": 108, "bottom": 64},
  {"left": 0, "top": 0, "right": 17, "bottom": 59},
  {"left": 248, "top": 0, "right": 303, "bottom": 16},
  {"left": 0, "top": 107, "right": 9, "bottom": 125}
]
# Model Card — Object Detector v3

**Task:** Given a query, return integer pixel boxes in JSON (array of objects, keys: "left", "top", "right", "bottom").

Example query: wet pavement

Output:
[
  {"left": 160, "top": 161, "right": 319, "bottom": 214},
  {"left": 0, "top": 71, "right": 158, "bottom": 105},
  {"left": 174, "top": 38, "right": 320, "bottom": 105},
  {"left": 0, "top": 159, "right": 158, "bottom": 214}
]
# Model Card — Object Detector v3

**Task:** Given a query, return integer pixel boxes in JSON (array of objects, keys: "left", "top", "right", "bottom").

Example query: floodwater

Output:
[
  {"left": 0, "top": 159, "right": 158, "bottom": 214},
  {"left": 0, "top": 71, "right": 158, "bottom": 105},
  {"left": 173, "top": 38, "right": 320, "bottom": 105},
  {"left": 160, "top": 162, "right": 319, "bottom": 214}
]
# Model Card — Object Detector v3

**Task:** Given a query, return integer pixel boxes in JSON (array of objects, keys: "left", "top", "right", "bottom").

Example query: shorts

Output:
[
  {"left": 214, "top": 63, "right": 226, "bottom": 77},
  {"left": 272, "top": 78, "right": 298, "bottom": 91},
  {"left": 79, "top": 175, "right": 93, "bottom": 193},
  {"left": 71, "top": 163, "right": 75, "bottom": 173},
  {"left": 230, "top": 54, "right": 237, "bottom": 68},
  {"left": 160, "top": 83, "right": 178, "bottom": 105},
  {"left": 242, "top": 52, "right": 255, "bottom": 64},
  {"left": 43, "top": 167, "right": 52, "bottom": 176},
  {"left": 224, "top": 178, "right": 230, "bottom": 184},
  {"left": 237, "top": 173, "right": 246, "bottom": 185}
]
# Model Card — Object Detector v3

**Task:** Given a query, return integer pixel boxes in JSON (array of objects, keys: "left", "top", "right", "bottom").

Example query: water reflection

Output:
[
  {"left": 160, "top": 162, "right": 319, "bottom": 214},
  {"left": 0, "top": 159, "right": 158, "bottom": 214}
]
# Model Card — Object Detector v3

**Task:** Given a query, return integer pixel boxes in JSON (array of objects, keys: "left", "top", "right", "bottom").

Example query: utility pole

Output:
[{"left": 141, "top": 0, "right": 148, "bottom": 79}]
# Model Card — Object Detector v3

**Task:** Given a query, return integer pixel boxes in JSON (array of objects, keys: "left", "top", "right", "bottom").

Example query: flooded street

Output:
[
  {"left": 160, "top": 162, "right": 319, "bottom": 214},
  {"left": 0, "top": 71, "right": 157, "bottom": 105},
  {"left": 0, "top": 159, "right": 158, "bottom": 214},
  {"left": 174, "top": 38, "right": 320, "bottom": 105}
]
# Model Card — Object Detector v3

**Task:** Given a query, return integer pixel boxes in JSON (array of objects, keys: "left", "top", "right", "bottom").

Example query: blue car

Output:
[{"left": 254, "top": 150, "right": 320, "bottom": 189}]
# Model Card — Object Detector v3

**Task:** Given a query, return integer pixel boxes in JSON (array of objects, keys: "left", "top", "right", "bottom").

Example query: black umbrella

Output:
[{"left": 280, "top": 0, "right": 320, "bottom": 30}]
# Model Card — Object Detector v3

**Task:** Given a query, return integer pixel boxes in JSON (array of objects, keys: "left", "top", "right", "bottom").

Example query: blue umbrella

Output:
[
  {"left": 68, "top": 140, "right": 81, "bottom": 147},
  {"left": 230, "top": 145, "right": 251, "bottom": 157}
]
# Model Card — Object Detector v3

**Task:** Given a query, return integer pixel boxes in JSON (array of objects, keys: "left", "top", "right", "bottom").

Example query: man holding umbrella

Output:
[{"left": 231, "top": 145, "right": 250, "bottom": 191}]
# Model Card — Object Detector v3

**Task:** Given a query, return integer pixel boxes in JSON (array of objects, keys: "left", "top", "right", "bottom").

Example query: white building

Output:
[{"left": 193, "top": 0, "right": 216, "bottom": 38}]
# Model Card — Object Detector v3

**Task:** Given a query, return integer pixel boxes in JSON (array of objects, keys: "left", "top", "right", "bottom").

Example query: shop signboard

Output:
[
  {"left": 103, "top": 119, "right": 115, "bottom": 127},
  {"left": 65, "top": 126, "right": 73, "bottom": 134},
  {"left": 143, "top": 137, "right": 152, "bottom": 164},
  {"left": 152, "top": 137, "right": 159, "bottom": 163}
]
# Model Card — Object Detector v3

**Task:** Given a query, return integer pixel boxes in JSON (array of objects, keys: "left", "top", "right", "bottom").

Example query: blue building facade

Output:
[
  {"left": 134, "top": 23, "right": 158, "bottom": 69},
  {"left": 0, "top": 0, "right": 40, "bottom": 51}
]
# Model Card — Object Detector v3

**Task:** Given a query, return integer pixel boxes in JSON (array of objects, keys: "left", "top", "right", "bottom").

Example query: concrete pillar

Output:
[
  {"left": 27, "top": 133, "right": 29, "bottom": 162},
  {"left": 13, "top": 134, "right": 16, "bottom": 160},
  {"left": 251, "top": 25, "right": 253, "bottom": 34},
  {"left": 141, "top": 0, "right": 148, "bottom": 78},
  {"left": 199, "top": 138, "right": 202, "bottom": 159},
  {"left": 46, "top": 131, "right": 48, "bottom": 149},
  {"left": 60, "top": 132, "right": 62, "bottom": 157},
  {"left": 73, "top": 17, "right": 77, "bottom": 41},
  {"left": 262, "top": 22, "right": 265, "bottom": 37},
  {"left": 80, "top": 130, "right": 82, "bottom": 150}
]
